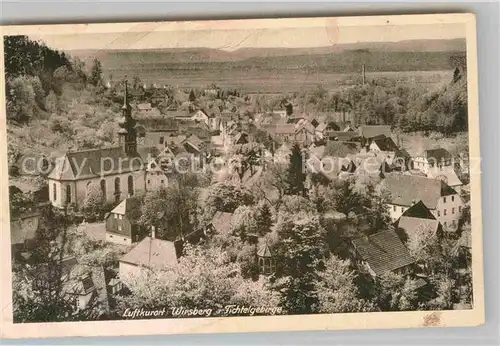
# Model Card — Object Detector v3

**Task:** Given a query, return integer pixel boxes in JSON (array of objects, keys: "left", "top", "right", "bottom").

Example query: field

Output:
[{"left": 103, "top": 68, "right": 454, "bottom": 93}]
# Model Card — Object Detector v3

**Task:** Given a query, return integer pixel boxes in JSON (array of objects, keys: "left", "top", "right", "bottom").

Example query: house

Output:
[
  {"left": 119, "top": 233, "right": 180, "bottom": 282},
  {"left": 294, "top": 121, "right": 316, "bottom": 146},
  {"left": 358, "top": 125, "right": 392, "bottom": 140},
  {"left": 382, "top": 174, "right": 464, "bottom": 231},
  {"left": 207, "top": 211, "right": 234, "bottom": 235},
  {"left": 47, "top": 82, "right": 146, "bottom": 208},
  {"left": 413, "top": 148, "right": 453, "bottom": 174},
  {"left": 65, "top": 266, "right": 113, "bottom": 315},
  {"left": 136, "top": 118, "right": 179, "bottom": 149},
  {"left": 105, "top": 197, "right": 143, "bottom": 246},
  {"left": 135, "top": 103, "right": 153, "bottom": 113},
  {"left": 352, "top": 230, "right": 415, "bottom": 278},
  {"left": 352, "top": 153, "right": 390, "bottom": 180},
  {"left": 326, "top": 131, "right": 361, "bottom": 142},
  {"left": 394, "top": 200, "right": 442, "bottom": 245},
  {"left": 369, "top": 136, "right": 411, "bottom": 171},
  {"left": 427, "top": 167, "right": 463, "bottom": 194}
]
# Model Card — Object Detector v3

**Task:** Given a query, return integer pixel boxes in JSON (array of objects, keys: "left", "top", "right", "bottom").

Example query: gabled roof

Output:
[
  {"left": 136, "top": 103, "right": 152, "bottom": 111},
  {"left": 395, "top": 217, "right": 440, "bottom": 239},
  {"left": 315, "top": 123, "right": 327, "bottom": 132},
  {"left": 110, "top": 197, "right": 142, "bottom": 217},
  {"left": 275, "top": 124, "right": 296, "bottom": 135},
  {"left": 352, "top": 230, "right": 415, "bottom": 276},
  {"left": 326, "top": 131, "right": 361, "bottom": 141},
  {"left": 210, "top": 211, "right": 234, "bottom": 235},
  {"left": 257, "top": 244, "right": 273, "bottom": 258},
  {"left": 423, "top": 148, "right": 452, "bottom": 162},
  {"left": 120, "top": 236, "right": 179, "bottom": 270},
  {"left": 371, "top": 136, "right": 399, "bottom": 152},
  {"left": 48, "top": 147, "right": 144, "bottom": 181},
  {"left": 136, "top": 118, "right": 178, "bottom": 132},
  {"left": 358, "top": 125, "right": 392, "bottom": 139},
  {"left": 401, "top": 200, "right": 437, "bottom": 219},
  {"left": 325, "top": 141, "right": 360, "bottom": 158},
  {"left": 427, "top": 168, "right": 463, "bottom": 187},
  {"left": 383, "top": 174, "right": 457, "bottom": 209}
]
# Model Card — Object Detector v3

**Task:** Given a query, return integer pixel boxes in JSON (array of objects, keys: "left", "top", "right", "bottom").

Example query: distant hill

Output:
[
  {"left": 231, "top": 38, "right": 466, "bottom": 58},
  {"left": 68, "top": 38, "right": 466, "bottom": 67}
]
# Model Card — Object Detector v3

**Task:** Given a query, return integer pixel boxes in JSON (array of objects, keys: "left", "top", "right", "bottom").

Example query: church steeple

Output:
[{"left": 118, "top": 79, "right": 137, "bottom": 155}]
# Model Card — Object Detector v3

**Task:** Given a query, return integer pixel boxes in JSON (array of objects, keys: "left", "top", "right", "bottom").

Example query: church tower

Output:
[{"left": 118, "top": 80, "right": 137, "bottom": 155}]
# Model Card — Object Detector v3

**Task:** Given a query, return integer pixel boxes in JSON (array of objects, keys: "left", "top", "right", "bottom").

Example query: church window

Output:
[
  {"left": 128, "top": 175, "right": 134, "bottom": 196},
  {"left": 100, "top": 179, "right": 106, "bottom": 199},
  {"left": 114, "top": 178, "right": 121, "bottom": 202},
  {"left": 66, "top": 185, "right": 71, "bottom": 204}
]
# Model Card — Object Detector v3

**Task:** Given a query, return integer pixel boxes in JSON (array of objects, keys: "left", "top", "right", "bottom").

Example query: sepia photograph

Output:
[{"left": 0, "top": 13, "right": 484, "bottom": 339}]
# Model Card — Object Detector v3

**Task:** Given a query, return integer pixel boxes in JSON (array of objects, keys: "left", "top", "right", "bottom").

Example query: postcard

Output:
[{"left": 0, "top": 13, "right": 484, "bottom": 339}]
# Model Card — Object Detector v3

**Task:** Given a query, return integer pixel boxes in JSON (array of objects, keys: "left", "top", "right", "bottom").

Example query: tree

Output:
[
  {"left": 80, "top": 183, "right": 105, "bottom": 222},
  {"left": 230, "top": 201, "right": 274, "bottom": 238},
  {"left": 89, "top": 58, "right": 103, "bottom": 87},
  {"left": 272, "top": 214, "right": 327, "bottom": 314},
  {"left": 6, "top": 76, "right": 36, "bottom": 122},
  {"left": 199, "top": 182, "right": 255, "bottom": 225},
  {"left": 189, "top": 89, "right": 196, "bottom": 102},
  {"left": 139, "top": 185, "right": 197, "bottom": 241},
  {"left": 118, "top": 245, "right": 279, "bottom": 312},
  {"left": 315, "top": 256, "right": 376, "bottom": 313},
  {"left": 284, "top": 144, "right": 307, "bottom": 197},
  {"left": 373, "top": 272, "right": 419, "bottom": 311}
]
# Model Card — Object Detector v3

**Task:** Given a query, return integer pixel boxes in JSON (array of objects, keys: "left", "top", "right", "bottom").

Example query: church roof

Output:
[{"left": 48, "top": 147, "right": 144, "bottom": 181}]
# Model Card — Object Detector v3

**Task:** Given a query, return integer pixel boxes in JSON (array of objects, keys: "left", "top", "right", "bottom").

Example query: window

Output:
[
  {"left": 452, "top": 220, "right": 457, "bottom": 227},
  {"left": 443, "top": 197, "right": 447, "bottom": 203},
  {"left": 452, "top": 196, "right": 455, "bottom": 202},
  {"left": 114, "top": 214, "right": 117, "bottom": 219},
  {"left": 438, "top": 211, "right": 440, "bottom": 217},
  {"left": 159, "top": 136, "right": 164, "bottom": 144},
  {"left": 119, "top": 215, "right": 123, "bottom": 220},
  {"left": 161, "top": 180, "right": 164, "bottom": 184},
  {"left": 127, "top": 175, "right": 134, "bottom": 196},
  {"left": 118, "top": 225, "right": 122, "bottom": 231},
  {"left": 114, "top": 178, "right": 121, "bottom": 202},
  {"left": 53, "top": 183, "right": 57, "bottom": 201},
  {"left": 66, "top": 185, "right": 71, "bottom": 204},
  {"left": 100, "top": 179, "right": 106, "bottom": 199},
  {"left": 452, "top": 207, "right": 455, "bottom": 214},
  {"left": 444, "top": 221, "right": 447, "bottom": 227},
  {"left": 393, "top": 206, "right": 396, "bottom": 212},
  {"left": 148, "top": 180, "right": 151, "bottom": 184},
  {"left": 459, "top": 206, "right": 462, "bottom": 213},
  {"left": 444, "top": 209, "right": 447, "bottom": 216}
]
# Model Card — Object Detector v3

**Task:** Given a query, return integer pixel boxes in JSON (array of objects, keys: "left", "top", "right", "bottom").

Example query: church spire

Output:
[{"left": 118, "top": 78, "right": 137, "bottom": 155}]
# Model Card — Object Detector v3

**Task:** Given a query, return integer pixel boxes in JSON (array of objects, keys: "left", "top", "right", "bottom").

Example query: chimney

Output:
[
  {"left": 411, "top": 199, "right": 416, "bottom": 206},
  {"left": 362, "top": 64, "right": 366, "bottom": 85},
  {"left": 151, "top": 226, "right": 156, "bottom": 239}
]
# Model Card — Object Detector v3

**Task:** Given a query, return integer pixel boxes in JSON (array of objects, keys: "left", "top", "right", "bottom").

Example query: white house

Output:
[
  {"left": 413, "top": 148, "right": 453, "bottom": 174},
  {"left": 382, "top": 174, "right": 464, "bottom": 232}
]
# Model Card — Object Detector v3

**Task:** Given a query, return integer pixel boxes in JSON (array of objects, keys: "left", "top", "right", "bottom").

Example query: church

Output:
[{"left": 47, "top": 82, "right": 148, "bottom": 208}]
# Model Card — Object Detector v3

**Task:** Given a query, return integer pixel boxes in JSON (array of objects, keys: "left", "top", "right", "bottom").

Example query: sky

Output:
[{"left": 22, "top": 16, "right": 467, "bottom": 52}]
